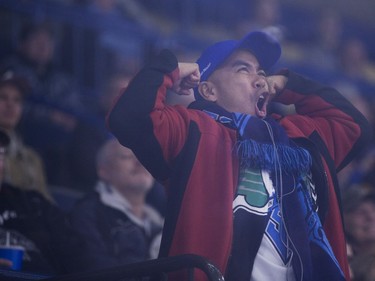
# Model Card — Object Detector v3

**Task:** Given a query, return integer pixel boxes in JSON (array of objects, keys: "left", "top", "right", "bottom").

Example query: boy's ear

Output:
[{"left": 198, "top": 81, "right": 218, "bottom": 102}]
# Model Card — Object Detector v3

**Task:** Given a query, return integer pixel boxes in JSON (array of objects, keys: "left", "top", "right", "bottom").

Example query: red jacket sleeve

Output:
[
  {"left": 106, "top": 49, "right": 196, "bottom": 181},
  {"left": 273, "top": 71, "right": 371, "bottom": 171}
]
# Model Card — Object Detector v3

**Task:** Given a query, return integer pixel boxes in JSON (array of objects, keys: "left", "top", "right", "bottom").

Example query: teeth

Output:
[{"left": 257, "top": 95, "right": 265, "bottom": 110}]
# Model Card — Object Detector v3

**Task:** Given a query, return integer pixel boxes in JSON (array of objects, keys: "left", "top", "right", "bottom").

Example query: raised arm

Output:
[
  {"left": 106, "top": 50, "right": 200, "bottom": 181},
  {"left": 272, "top": 71, "right": 372, "bottom": 171}
]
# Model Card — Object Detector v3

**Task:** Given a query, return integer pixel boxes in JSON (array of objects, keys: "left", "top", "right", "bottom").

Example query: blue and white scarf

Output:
[{"left": 189, "top": 100, "right": 346, "bottom": 281}]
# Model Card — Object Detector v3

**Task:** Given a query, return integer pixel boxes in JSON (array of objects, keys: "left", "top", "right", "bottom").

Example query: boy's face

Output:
[{"left": 203, "top": 50, "right": 271, "bottom": 117}]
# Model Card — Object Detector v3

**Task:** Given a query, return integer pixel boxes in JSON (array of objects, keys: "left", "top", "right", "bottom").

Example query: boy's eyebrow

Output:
[
  {"left": 230, "top": 59, "right": 259, "bottom": 70},
  {"left": 231, "top": 60, "right": 250, "bottom": 67}
]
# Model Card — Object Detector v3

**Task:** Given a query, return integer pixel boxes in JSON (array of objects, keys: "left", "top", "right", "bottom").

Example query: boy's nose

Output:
[{"left": 254, "top": 78, "right": 266, "bottom": 89}]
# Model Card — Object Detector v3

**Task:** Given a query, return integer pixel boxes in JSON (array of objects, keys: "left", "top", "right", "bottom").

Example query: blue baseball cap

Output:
[{"left": 194, "top": 31, "right": 281, "bottom": 100}]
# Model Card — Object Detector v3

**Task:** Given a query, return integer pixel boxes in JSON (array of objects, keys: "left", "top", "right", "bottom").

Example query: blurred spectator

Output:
[
  {"left": 235, "top": 0, "right": 286, "bottom": 41},
  {"left": 350, "top": 250, "right": 375, "bottom": 281},
  {"left": 69, "top": 138, "right": 164, "bottom": 271},
  {"left": 77, "top": 0, "right": 149, "bottom": 77},
  {"left": 338, "top": 36, "right": 375, "bottom": 86},
  {"left": 343, "top": 185, "right": 375, "bottom": 255},
  {"left": 65, "top": 71, "right": 133, "bottom": 192},
  {"left": 0, "top": 21, "right": 83, "bottom": 112},
  {"left": 304, "top": 10, "right": 343, "bottom": 72},
  {"left": 232, "top": 0, "right": 308, "bottom": 70},
  {"left": 342, "top": 185, "right": 375, "bottom": 281},
  {"left": 0, "top": 129, "right": 83, "bottom": 275},
  {"left": 0, "top": 70, "right": 51, "bottom": 201},
  {"left": 0, "top": 21, "right": 85, "bottom": 187}
]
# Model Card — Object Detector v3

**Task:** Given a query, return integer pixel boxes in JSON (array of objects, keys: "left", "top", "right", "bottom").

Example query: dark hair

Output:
[{"left": 0, "top": 69, "right": 30, "bottom": 96}]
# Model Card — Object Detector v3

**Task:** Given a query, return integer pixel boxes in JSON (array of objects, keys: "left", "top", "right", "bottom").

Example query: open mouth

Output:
[
  {"left": 256, "top": 93, "right": 269, "bottom": 118},
  {"left": 257, "top": 94, "right": 266, "bottom": 111}
]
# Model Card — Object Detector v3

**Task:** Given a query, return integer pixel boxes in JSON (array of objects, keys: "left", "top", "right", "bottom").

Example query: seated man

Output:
[
  {"left": 0, "top": 129, "right": 83, "bottom": 275},
  {"left": 69, "top": 138, "right": 164, "bottom": 271}
]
